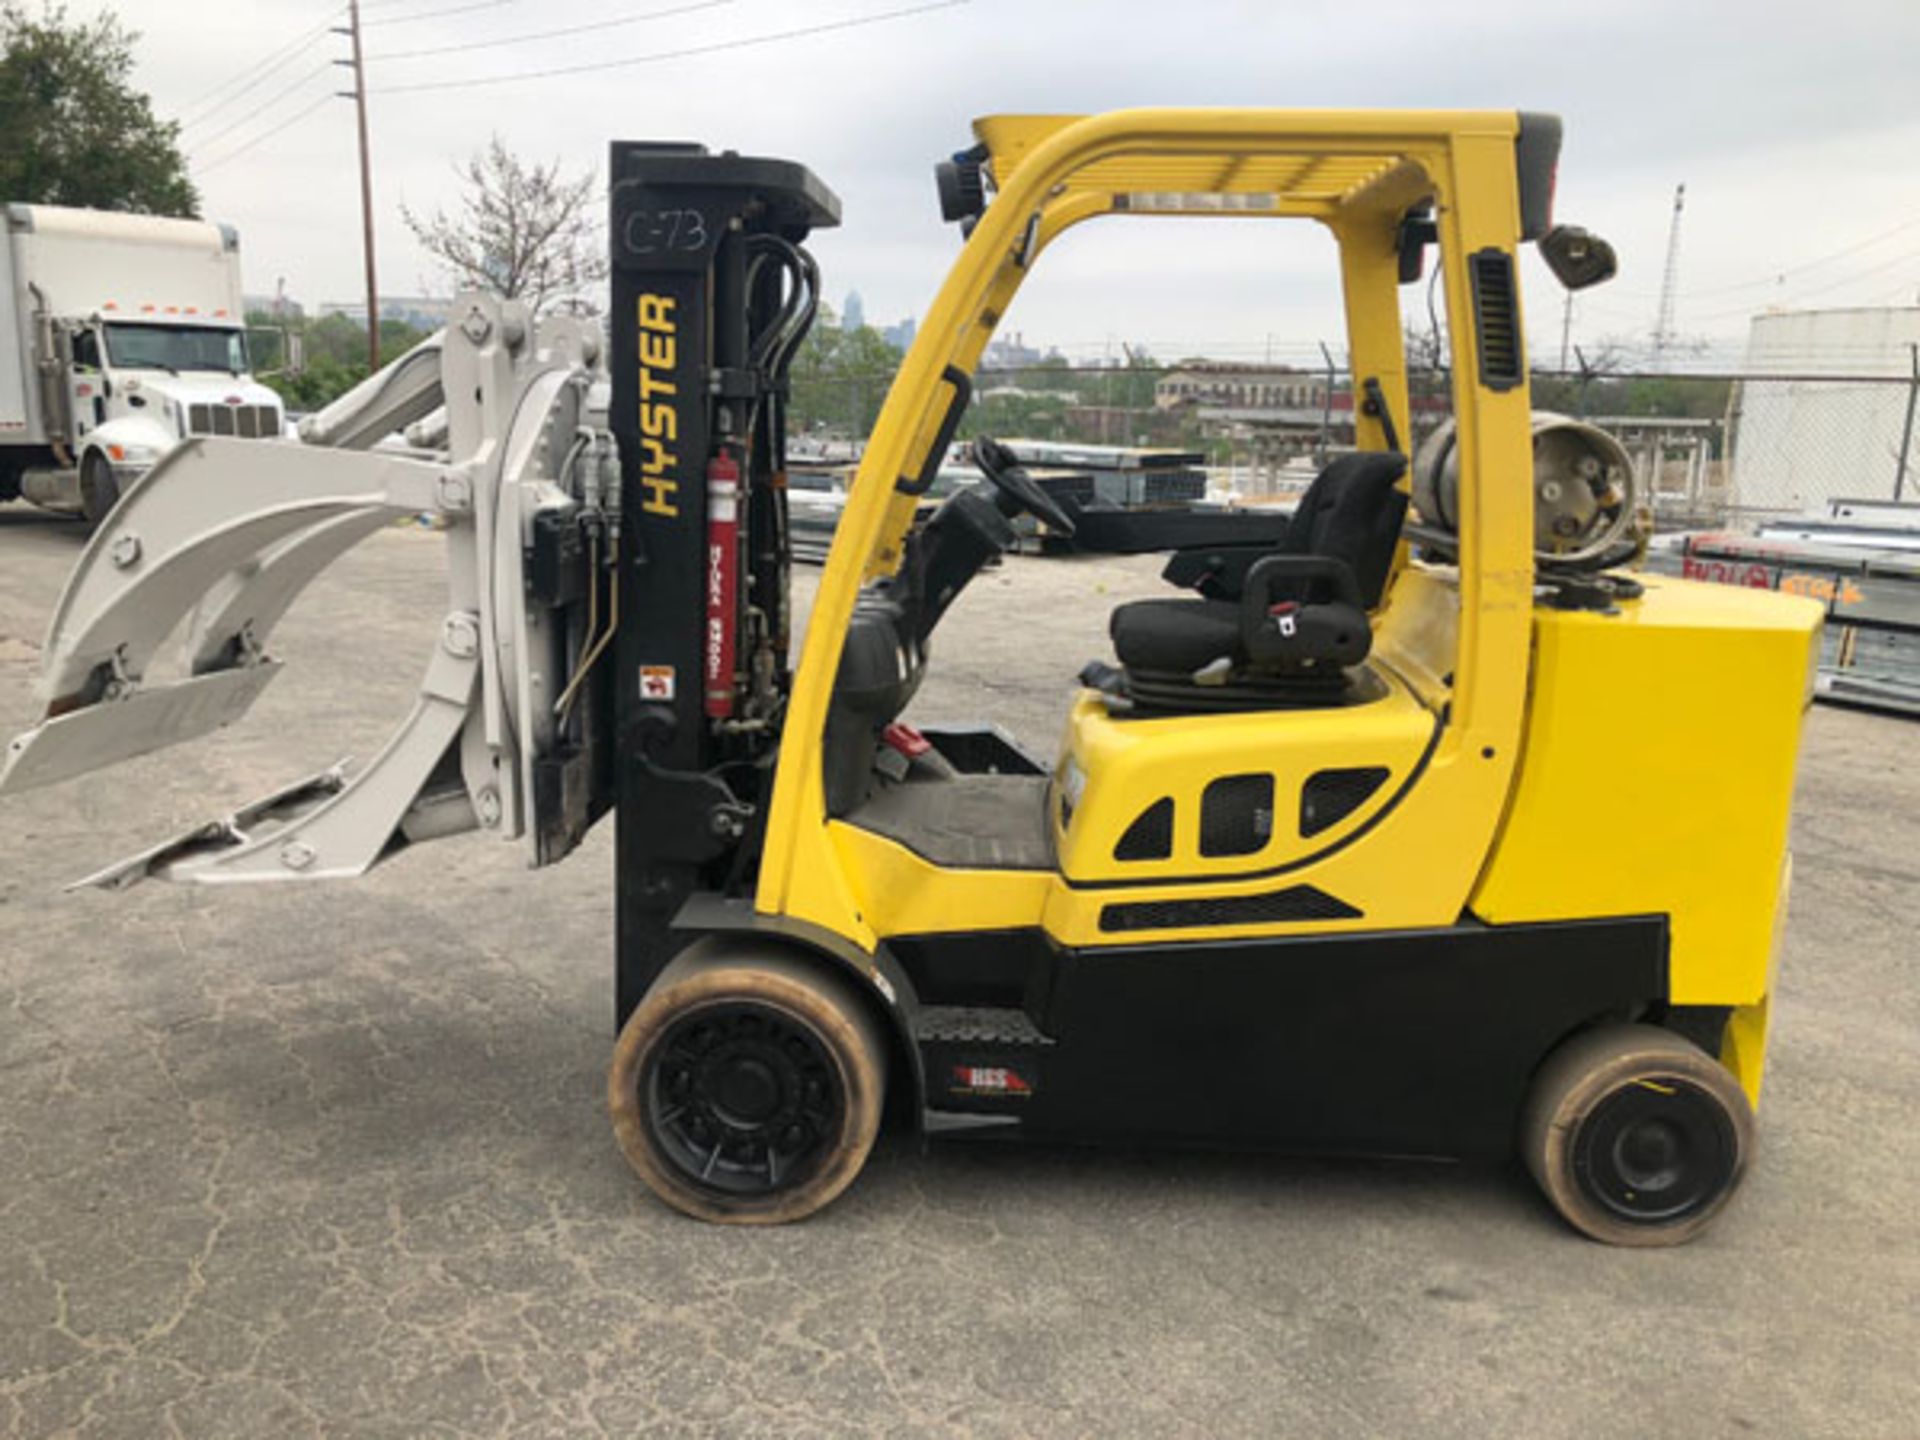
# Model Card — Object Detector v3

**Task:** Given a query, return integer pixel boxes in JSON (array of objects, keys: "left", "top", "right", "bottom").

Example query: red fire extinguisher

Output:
[{"left": 704, "top": 449, "right": 740, "bottom": 718}]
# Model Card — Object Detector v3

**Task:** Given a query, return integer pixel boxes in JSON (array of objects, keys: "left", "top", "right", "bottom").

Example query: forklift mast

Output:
[{"left": 606, "top": 144, "right": 840, "bottom": 1019}]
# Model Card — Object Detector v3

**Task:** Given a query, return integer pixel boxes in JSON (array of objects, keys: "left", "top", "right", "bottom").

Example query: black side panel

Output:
[
  {"left": 998, "top": 916, "right": 1669, "bottom": 1159},
  {"left": 888, "top": 927, "right": 1060, "bottom": 1010}
]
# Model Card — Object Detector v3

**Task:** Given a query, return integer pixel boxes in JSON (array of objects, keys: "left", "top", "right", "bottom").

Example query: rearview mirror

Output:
[{"left": 1539, "top": 224, "right": 1618, "bottom": 291}]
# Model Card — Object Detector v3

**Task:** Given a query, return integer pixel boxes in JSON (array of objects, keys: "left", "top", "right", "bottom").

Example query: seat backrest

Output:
[{"left": 1278, "top": 451, "right": 1409, "bottom": 608}]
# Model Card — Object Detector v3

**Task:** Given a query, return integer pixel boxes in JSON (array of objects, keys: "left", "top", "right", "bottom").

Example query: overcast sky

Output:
[{"left": 93, "top": 0, "right": 1920, "bottom": 367}]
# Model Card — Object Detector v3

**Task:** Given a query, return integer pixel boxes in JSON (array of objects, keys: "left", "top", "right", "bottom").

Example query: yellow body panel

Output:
[
  {"left": 1052, "top": 679, "right": 1434, "bottom": 884},
  {"left": 1471, "top": 575, "right": 1822, "bottom": 1016},
  {"left": 829, "top": 819, "right": 1051, "bottom": 938}
]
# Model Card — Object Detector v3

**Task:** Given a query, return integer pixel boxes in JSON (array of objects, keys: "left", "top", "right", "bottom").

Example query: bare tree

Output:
[{"left": 402, "top": 136, "right": 606, "bottom": 317}]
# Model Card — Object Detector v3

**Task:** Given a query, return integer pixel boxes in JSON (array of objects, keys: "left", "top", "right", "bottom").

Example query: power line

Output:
[
  {"left": 195, "top": 92, "right": 339, "bottom": 175},
  {"left": 369, "top": 0, "right": 968, "bottom": 95},
  {"left": 177, "top": 10, "right": 342, "bottom": 125},
  {"left": 1608, "top": 209, "right": 1920, "bottom": 303},
  {"left": 1687, "top": 245, "right": 1920, "bottom": 324},
  {"left": 372, "top": 0, "right": 737, "bottom": 62},
  {"left": 363, "top": 0, "right": 527, "bottom": 26},
  {"left": 185, "top": 62, "right": 336, "bottom": 155}
]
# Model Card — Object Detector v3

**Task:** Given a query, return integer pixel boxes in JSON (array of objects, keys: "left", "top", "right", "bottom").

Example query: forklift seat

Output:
[{"left": 1103, "top": 452, "right": 1409, "bottom": 706}]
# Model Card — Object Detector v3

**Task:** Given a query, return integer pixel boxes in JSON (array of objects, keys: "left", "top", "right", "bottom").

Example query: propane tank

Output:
[{"left": 1412, "top": 412, "right": 1642, "bottom": 570}]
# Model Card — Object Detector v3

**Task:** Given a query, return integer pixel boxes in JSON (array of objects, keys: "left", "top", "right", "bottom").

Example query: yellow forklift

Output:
[{"left": 3, "top": 110, "right": 1823, "bottom": 1244}]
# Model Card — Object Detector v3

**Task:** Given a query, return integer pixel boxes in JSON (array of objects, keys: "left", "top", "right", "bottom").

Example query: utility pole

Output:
[
  {"left": 1558, "top": 290, "right": 1573, "bottom": 371},
  {"left": 1896, "top": 342, "right": 1919, "bottom": 502},
  {"left": 336, "top": 0, "right": 380, "bottom": 370}
]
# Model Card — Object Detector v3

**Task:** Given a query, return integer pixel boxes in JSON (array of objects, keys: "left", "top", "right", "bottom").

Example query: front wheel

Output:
[
  {"left": 1520, "top": 1023, "right": 1754, "bottom": 1247},
  {"left": 79, "top": 451, "right": 121, "bottom": 530},
  {"left": 607, "top": 944, "right": 886, "bottom": 1224}
]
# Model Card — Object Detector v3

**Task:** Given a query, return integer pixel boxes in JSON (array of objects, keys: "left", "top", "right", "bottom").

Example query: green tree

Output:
[
  {"left": 788, "top": 309, "right": 904, "bottom": 437},
  {"left": 1619, "top": 376, "right": 1731, "bottom": 420},
  {"left": 246, "top": 309, "right": 434, "bottom": 412},
  {"left": 0, "top": 3, "right": 196, "bottom": 215},
  {"left": 958, "top": 389, "right": 1070, "bottom": 442},
  {"left": 1006, "top": 354, "right": 1078, "bottom": 393}
]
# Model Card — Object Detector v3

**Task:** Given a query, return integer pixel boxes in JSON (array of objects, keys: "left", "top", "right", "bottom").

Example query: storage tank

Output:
[{"left": 1731, "top": 307, "right": 1920, "bottom": 516}]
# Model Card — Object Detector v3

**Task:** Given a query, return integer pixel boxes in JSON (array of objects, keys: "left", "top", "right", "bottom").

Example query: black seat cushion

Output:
[
  {"left": 1164, "top": 451, "right": 1410, "bottom": 607},
  {"left": 1110, "top": 596, "right": 1243, "bottom": 674},
  {"left": 1109, "top": 593, "right": 1370, "bottom": 677},
  {"left": 1280, "top": 450, "right": 1409, "bottom": 609}
]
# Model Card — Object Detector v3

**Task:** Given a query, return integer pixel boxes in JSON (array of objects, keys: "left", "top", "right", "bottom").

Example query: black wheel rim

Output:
[
  {"left": 1572, "top": 1075, "right": 1738, "bottom": 1225},
  {"left": 643, "top": 1001, "right": 843, "bottom": 1198}
]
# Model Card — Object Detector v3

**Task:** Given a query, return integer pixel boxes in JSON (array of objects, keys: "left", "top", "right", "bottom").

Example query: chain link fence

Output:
[
  {"left": 1719, "top": 373, "right": 1920, "bottom": 522},
  {"left": 791, "top": 357, "right": 1920, "bottom": 529}
]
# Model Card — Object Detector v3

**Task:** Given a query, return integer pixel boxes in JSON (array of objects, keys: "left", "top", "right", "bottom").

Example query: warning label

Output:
[{"left": 639, "top": 665, "right": 676, "bottom": 701}]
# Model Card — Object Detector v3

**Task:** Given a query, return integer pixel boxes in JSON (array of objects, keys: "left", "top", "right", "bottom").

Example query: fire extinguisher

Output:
[{"left": 704, "top": 449, "right": 740, "bottom": 718}]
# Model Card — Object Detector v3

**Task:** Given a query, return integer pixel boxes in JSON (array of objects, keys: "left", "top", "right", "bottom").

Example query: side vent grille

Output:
[
  {"left": 1299, "top": 766, "right": 1390, "bottom": 838},
  {"left": 1469, "top": 248, "right": 1523, "bottom": 392},
  {"left": 1200, "top": 773, "right": 1273, "bottom": 857},
  {"left": 1100, "top": 885, "right": 1361, "bottom": 933},
  {"left": 1114, "top": 797, "right": 1174, "bottom": 862}
]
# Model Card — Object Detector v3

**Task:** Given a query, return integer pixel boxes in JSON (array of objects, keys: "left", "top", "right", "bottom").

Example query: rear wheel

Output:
[
  {"left": 607, "top": 944, "right": 886, "bottom": 1224},
  {"left": 1521, "top": 1023, "right": 1753, "bottom": 1246},
  {"left": 79, "top": 451, "right": 120, "bottom": 530}
]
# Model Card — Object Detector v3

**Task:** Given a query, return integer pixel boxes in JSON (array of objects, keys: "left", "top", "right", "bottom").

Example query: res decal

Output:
[{"left": 950, "top": 1064, "right": 1035, "bottom": 1098}]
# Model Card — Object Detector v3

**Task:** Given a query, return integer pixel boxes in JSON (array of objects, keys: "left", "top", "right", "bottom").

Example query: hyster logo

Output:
[{"left": 636, "top": 293, "right": 679, "bottom": 517}]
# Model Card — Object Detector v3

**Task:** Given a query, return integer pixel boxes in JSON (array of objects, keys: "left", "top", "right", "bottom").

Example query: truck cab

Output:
[{"left": 1, "top": 204, "right": 283, "bottom": 526}]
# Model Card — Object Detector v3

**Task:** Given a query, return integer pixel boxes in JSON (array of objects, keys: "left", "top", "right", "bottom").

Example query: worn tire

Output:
[
  {"left": 1521, "top": 1023, "right": 1754, "bottom": 1247},
  {"left": 608, "top": 943, "right": 886, "bottom": 1225},
  {"left": 79, "top": 451, "right": 120, "bottom": 530}
]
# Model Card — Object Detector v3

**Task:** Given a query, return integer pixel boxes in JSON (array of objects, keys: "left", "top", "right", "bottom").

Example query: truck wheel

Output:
[
  {"left": 1520, "top": 1023, "right": 1754, "bottom": 1247},
  {"left": 79, "top": 452, "right": 120, "bottom": 530},
  {"left": 608, "top": 944, "right": 886, "bottom": 1224}
]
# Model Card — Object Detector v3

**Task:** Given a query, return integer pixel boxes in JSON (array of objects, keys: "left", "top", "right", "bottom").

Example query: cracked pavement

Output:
[{"left": 2, "top": 508, "right": 1918, "bottom": 1437}]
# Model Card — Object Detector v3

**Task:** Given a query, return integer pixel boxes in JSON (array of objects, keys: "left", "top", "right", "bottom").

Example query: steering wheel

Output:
[{"left": 969, "top": 437, "right": 1077, "bottom": 537}]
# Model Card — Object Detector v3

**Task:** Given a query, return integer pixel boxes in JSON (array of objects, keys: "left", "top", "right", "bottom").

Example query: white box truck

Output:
[{"left": 1, "top": 203, "right": 284, "bottom": 526}]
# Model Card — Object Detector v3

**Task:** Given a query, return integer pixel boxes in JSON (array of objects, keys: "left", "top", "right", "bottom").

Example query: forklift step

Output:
[
  {"left": 917, "top": 1006, "right": 1051, "bottom": 1124},
  {"left": 913, "top": 1005, "right": 1054, "bottom": 1048}
]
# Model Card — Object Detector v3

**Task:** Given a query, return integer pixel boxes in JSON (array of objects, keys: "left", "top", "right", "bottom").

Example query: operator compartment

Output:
[
  {"left": 819, "top": 428, "right": 1461, "bottom": 910},
  {"left": 819, "top": 435, "right": 1449, "bottom": 887}
]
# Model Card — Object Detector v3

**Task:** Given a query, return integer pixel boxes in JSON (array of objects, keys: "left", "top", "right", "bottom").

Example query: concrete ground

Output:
[{"left": 2, "top": 503, "right": 1916, "bottom": 1438}]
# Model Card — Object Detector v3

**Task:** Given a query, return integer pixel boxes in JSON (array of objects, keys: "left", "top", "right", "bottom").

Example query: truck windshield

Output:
[{"left": 103, "top": 324, "right": 247, "bottom": 375}]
